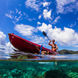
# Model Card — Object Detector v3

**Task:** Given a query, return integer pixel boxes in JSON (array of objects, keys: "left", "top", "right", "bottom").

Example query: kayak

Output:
[{"left": 8, "top": 33, "right": 52, "bottom": 54}]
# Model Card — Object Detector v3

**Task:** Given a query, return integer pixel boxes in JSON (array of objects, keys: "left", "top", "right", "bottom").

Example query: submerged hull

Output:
[{"left": 8, "top": 33, "right": 51, "bottom": 54}]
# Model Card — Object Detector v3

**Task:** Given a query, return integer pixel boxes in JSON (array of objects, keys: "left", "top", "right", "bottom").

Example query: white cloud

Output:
[
  {"left": 6, "top": 42, "right": 16, "bottom": 54},
  {"left": 52, "top": 16, "right": 60, "bottom": 24},
  {"left": 38, "top": 23, "right": 78, "bottom": 46},
  {"left": 5, "top": 10, "right": 14, "bottom": 19},
  {"left": 0, "top": 42, "right": 15, "bottom": 59},
  {"left": 14, "top": 24, "right": 49, "bottom": 48},
  {"left": 38, "top": 15, "right": 42, "bottom": 19},
  {"left": 5, "top": 14, "right": 13, "bottom": 19},
  {"left": 37, "top": 21, "right": 41, "bottom": 25},
  {"left": 0, "top": 31, "right": 6, "bottom": 46},
  {"left": 0, "top": 31, "right": 12, "bottom": 58},
  {"left": 16, "top": 9, "right": 19, "bottom": 13},
  {"left": 0, "top": 31, "right": 6, "bottom": 39},
  {"left": 14, "top": 15, "right": 22, "bottom": 22},
  {"left": 73, "top": 45, "right": 78, "bottom": 47},
  {"left": 31, "top": 35, "right": 48, "bottom": 48},
  {"left": 14, "top": 9, "right": 22, "bottom": 23},
  {"left": 42, "top": 2, "right": 50, "bottom": 7},
  {"left": 0, "top": 31, "right": 12, "bottom": 52},
  {"left": 15, "top": 24, "right": 37, "bottom": 36},
  {"left": 43, "top": 9, "right": 52, "bottom": 19},
  {"left": 0, "top": 31, "right": 17, "bottom": 58},
  {"left": 25, "top": 0, "right": 40, "bottom": 11},
  {"left": 6, "top": 42, "right": 15, "bottom": 50},
  {"left": 0, "top": 31, "right": 6, "bottom": 45},
  {"left": 5, "top": 9, "right": 23, "bottom": 24},
  {"left": 0, "top": 45, "right": 10, "bottom": 59},
  {"left": 56, "top": 0, "right": 78, "bottom": 14},
  {"left": 37, "top": 23, "right": 52, "bottom": 32}
]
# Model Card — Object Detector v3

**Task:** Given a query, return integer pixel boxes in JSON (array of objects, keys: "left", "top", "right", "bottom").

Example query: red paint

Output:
[{"left": 8, "top": 33, "right": 51, "bottom": 54}]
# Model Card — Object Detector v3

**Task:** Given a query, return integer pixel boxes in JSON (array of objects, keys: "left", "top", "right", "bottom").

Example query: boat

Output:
[{"left": 8, "top": 33, "right": 52, "bottom": 54}]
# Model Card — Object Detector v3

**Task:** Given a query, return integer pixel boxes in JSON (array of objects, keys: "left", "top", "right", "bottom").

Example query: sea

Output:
[{"left": 0, "top": 46, "right": 78, "bottom": 78}]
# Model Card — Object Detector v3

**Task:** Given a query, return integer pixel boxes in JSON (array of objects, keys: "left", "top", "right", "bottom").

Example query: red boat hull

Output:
[{"left": 8, "top": 33, "right": 51, "bottom": 54}]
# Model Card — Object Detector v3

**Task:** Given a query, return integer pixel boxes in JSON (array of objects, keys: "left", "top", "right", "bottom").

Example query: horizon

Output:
[{"left": 0, "top": 0, "right": 78, "bottom": 54}]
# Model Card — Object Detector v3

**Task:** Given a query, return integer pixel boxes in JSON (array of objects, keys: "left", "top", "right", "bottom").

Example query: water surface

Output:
[{"left": 0, "top": 47, "right": 78, "bottom": 78}]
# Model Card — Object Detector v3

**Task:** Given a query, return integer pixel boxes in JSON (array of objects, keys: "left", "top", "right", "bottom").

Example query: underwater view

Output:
[
  {"left": 0, "top": 0, "right": 78, "bottom": 78},
  {"left": 0, "top": 61, "right": 78, "bottom": 78},
  {"left": 1, "top": 45, "right": 78, "bottom": 78}
]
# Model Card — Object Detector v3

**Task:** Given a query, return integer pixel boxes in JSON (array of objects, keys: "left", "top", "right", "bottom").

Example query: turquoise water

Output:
[
  {"left": 0, "top": 47, "right": 78, "bottom": 78},
  {"left": 0, "top": 61, "right": 78, "bottom": 78}
]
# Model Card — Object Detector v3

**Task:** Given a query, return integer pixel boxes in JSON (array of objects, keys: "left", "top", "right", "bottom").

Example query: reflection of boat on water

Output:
[
  {"left": 8, "top": 33, "right": 53, "bottom": 54},
  {"left": 23, "top": 54, "right": 78, "bottom": 61}
]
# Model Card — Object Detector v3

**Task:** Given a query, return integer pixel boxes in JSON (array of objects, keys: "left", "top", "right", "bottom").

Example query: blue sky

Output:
[{"left": 0, "top": 0, "right": 78, "bottom": 51}]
